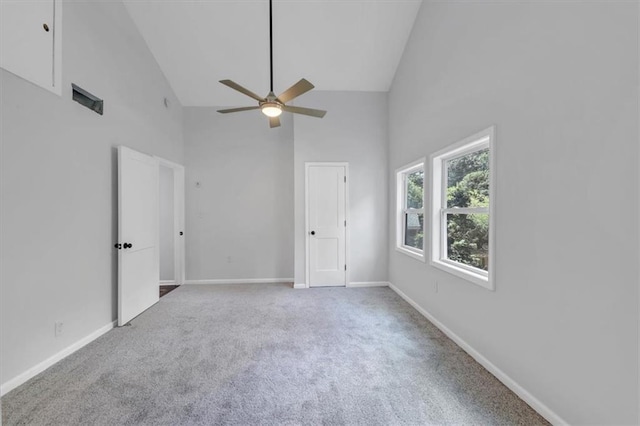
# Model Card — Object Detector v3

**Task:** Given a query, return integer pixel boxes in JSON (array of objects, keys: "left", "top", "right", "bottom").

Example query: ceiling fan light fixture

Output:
[
  {"left": 216, "top": 0, "right": 327, "bottom": 127},
  {"left": 261, "top": 102, "right": 282, "bottom": 117}
]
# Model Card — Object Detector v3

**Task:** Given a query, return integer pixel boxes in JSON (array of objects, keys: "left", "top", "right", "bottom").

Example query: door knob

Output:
[
  {"left": 123, "top": 243, "right": 133, "bottom": 249},
  {"left": 310, "top": 231, "right": 315, "bottom": 235}
]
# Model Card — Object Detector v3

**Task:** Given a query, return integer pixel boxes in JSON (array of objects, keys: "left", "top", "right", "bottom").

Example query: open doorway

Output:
[{"left": 157, "top": 157, "right": 185, "bottom": 297}]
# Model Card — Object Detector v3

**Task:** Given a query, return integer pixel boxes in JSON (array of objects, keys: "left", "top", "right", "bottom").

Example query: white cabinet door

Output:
[{"left": 1, "top": 0, "right": 61, "bottom": 94}]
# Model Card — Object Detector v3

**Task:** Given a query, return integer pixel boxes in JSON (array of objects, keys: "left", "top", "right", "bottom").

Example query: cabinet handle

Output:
[{"left": 43, "top": 23, "right": 50, "bottom": 32}]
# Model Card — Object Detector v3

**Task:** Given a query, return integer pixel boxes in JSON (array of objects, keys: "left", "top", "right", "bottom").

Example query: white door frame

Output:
[
  {"left": 304, "top": 162, "right": 350, "bottom": 288},
  {"left": 155, "top": 156, "right": 185, "bottom": 286}
]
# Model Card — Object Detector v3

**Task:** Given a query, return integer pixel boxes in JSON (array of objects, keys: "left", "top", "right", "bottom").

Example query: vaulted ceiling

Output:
[{"left": 123, "top": 0, "right": 422, "bottom": 107}]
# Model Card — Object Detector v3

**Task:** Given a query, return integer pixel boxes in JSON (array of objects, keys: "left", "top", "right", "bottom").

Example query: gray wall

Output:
[
  {"left": 0, "top": 1, "right": 183, "bottom": 386},
  {"left": 159, "top": 165, "right": 175, "bottom": 281},
  {"left": 183, "top": 108, "right": 294, "bottom": 281},
  {"left": 388, "top": 1, "right": 638, "bottom": 424},
  {"left": 293, "top": 91, "right": 389, "bottom": 286},
  {"left": 183, "top": 91, "right": 388, "bottom": 286}
]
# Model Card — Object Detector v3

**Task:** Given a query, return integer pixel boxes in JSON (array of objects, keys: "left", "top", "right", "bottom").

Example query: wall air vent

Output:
[{"left": 71, "top": 83, "right": 103, "bottom": 115}]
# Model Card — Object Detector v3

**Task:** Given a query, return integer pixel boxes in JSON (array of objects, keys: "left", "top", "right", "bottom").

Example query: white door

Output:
[
  {"left": 307, "top": 164, "right": 347, "bottom": 287},
  {"left": 118, "top": 146, "right": 159, "bottom": 326}
]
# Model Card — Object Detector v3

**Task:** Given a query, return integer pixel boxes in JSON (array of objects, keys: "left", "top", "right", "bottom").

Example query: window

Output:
[
  {"left": 396, "top": 159, "right": 425, "bottom": 261},
  {"left": 431, "top": 127, "right": 495, "bottom": 289}
]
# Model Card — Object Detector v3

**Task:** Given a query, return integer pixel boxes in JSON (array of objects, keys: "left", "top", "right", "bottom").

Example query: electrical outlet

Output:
[
  {"left": 435, "top": 281, "right": 439, "bottom": 293},
  {"left": 55, "top": 321, "right": 64, "bottom": 337}
]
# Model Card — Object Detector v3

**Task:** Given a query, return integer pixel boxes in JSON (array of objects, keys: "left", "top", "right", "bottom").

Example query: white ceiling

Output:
[{"left": 123, "top": 0, "right": 422, "bottom": 107}]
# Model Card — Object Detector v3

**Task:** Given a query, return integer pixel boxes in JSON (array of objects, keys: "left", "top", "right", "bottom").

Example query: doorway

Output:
[
  {"left": 157, "top": 157, "right": 185, "bottom": 297},
  {"left": 117, "top": 147, "right": 185, "bottom": 325},
  {"left": 305, "top": 162, "right": 349, "bottom": 287}
]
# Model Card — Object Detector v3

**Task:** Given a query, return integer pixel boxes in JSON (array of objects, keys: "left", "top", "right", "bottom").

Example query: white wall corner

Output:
[
  {"left": 1, "top": 320, "right": 116, "bottom": 397},
  {"left": 387, "top": 283, "right": 568, "bottom": 426}
]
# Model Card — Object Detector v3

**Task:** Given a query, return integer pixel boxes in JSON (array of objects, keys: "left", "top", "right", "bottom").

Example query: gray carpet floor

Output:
[{"left": 2, "top": 284, "right": 548, "bottom": 425}]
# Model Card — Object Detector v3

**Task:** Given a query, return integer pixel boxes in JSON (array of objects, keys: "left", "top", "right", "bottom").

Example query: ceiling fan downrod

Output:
[{"left": 269, "top": 0, "right": 274, "bottom": 94}]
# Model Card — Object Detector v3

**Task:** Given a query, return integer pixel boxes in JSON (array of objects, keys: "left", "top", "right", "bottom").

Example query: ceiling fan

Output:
[{"left": 217, "top": 0, "right": 326, "bottom": 128}]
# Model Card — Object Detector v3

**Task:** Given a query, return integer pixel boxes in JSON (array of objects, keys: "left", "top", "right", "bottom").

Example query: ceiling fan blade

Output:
[
  {"left": 219, "top": 80, "right": 265, "bottom": 102},
  {"left": 217, "top": 106, "right": 260, "bottom": 114},
  {"left": 269, "top": 116, "right": 281, "bottom": 128},
  {"left": 282, "top": 105, "right": 326, "bottom": 118},
  {"left": 277, "top": 79, "right": 314, "bottom": 104}
]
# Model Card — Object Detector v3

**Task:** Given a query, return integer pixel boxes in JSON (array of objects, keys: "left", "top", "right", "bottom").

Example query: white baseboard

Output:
[
  {"left": 184, "top": 278, "right": 294, "bottom": 285},
  {"left": 1, "top": 320, "right": 116, "bottom": 396},
  {"left": 347, "top": 281, "right": 390, "bottom": 288},
  {"left": 388, "top": 283, "right": 567, "bottom": 426},
  {"left": 293, "top": 282, "right": 389, "bottom": 289},
  {"left": 159, "top": 280, "right": 175, "bottom": 285}
]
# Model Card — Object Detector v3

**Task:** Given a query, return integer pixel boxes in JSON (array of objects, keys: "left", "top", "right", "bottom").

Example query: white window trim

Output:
[
  {"left": 395, "top": 158, "right": 426, "bottom": 262},
  {"left": 430, "top": 126, "right": 496, "bottom": 290}
]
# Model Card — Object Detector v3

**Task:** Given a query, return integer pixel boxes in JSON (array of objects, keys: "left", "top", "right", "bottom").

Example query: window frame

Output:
[
  {"left": 395, "top": 158, "right": 426, "bottom": 262},
  {"left": 430, "top": 127, "right": 496, "bottom": 290}
]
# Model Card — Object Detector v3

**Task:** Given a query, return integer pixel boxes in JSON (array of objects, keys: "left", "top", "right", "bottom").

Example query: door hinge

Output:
[
  {"left": 344, "top": 176, "right": 346, "bottom": 183},
  {"left": 344, "top": 264, "right": 347, "bottom": 271}
]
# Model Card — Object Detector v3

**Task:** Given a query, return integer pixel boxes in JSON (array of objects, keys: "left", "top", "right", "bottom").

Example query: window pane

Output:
[
  {"left": 446, "top": 213, "right": 488, "bottom": 271},
  {"left": 446, "top": 148, "right": 489, "bottom": 208},
  {"left": 406, "top": 170, "right": 424, "bottom": 209},
  {"left": 404, "top": 212, "right": 424, "bottom": 249}
]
